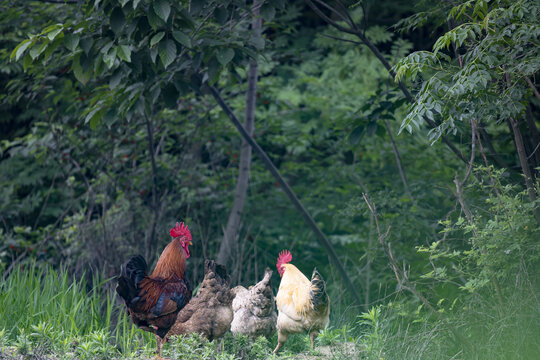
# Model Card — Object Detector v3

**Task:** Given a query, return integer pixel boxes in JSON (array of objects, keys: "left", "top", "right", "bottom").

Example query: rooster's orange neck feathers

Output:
[{"left": 151, "top": 238, "right": 186, "bottom": 279}]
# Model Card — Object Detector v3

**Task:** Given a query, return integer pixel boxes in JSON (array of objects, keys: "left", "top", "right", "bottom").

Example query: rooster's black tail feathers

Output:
[
  {"left": 310, "top": 268, "right": 329, "bottom": 309},
  {"left": 116, "top": 255, "right": 148, "bottom": 305}
]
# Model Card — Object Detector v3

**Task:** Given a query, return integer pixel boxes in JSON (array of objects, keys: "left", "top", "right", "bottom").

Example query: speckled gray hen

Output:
[{"left": 230, "top": 268, "right": 277, "bottom": 338}]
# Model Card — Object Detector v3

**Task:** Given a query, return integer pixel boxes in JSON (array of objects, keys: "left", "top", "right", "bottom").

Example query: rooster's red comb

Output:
[
  {"left": 170, "top": 222, "right": 192, "bottom": 240},
  {"left": 277, "top": 250, "right": 292, "bottom": 266}
]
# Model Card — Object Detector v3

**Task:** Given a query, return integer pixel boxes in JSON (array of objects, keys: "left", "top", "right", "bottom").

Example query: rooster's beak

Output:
[{"left": 189, "top": 241, "right": 193, "bottom": 245}]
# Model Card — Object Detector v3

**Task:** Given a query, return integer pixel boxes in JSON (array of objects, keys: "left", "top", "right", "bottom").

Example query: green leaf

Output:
[
  {"left": 11, "top": 39, "right": 32, "bottom": 61},
  {"left": 72, "top": 53, "right": 92, "bottom": 84},
  {"left": 64, "top": 34, "right": 80, "bottom": 52},
  {"left": 133, "top": 0, "right": 141, "bottom": 9},
  {"left": 189, "top": 0, "right": 204, "bottom": 15},
  {"left": 147, "top": 5, "right": 165, "bottom": 30},
  {"left": 216, "top": 48, "right": 234, "bottom": 66},
  {"left": 150, "top": 32, "right": 165, "bottom": 47},
  {"left": 349, "top": 125, "right": 365, "bottom": 145},
  {"left": 250, "top": 36, "right": 265, "bottom": 50},
  {"left": 41, "top": 37, "right": 61, "bottom": 63},
  {"left": 367, "top": 121, "right": 378, "bottom": 136},
  {"left": 29, "top": 41, "right": 48, "bottom": 60},
  {"left": 149, "top": 47, "right": 158, "bottom": 63},
  {"left": 172, "top": 30, "right": 191, "bottom": 48},
  {"left": 260, "top": 4, "right": 275, "bottom": 22},
  {"left": 22, "top": 54, "right": 33, "bottom": 71},
  {"left": 214, "top": 7, "right": 228, "bottom": 25},
  {"left": 85, "top": 107, "right": 103, "bottom": 129},
  {"left": 103, "top": 47, "right": 118, "bottom": 69},
  {"left": 207, "top": 57, "right": 219, "bottom": 85},
  {"left": 41, "top": 24, "right": 62, "bottom": 35},
  {"left": 109, "top": 70, "right": 123, "bottom": 89},
  {"left": 117, "top": 45, "right": 131, "bottom": 62},
  {"left": 80, "top": 37, "right": 93, "bottom": 54},
  {"left": 110, "top": 7, "right": 126, "bottom": 35},
  {"left": 47, "top": 28, "right": 63, "bottom": 41},
  {"left": 162, "top": 83, "right": 179, "bottom": 108},
  {"left": 153, "top": 0, "right": 171, "bottom": 22},
  {"left": 158, "top": 39, "right": 176, "bottom": 69}
]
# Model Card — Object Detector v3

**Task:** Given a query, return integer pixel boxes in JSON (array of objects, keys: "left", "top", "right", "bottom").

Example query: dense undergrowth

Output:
[
  {"left": 1, "top": 250, "right": 539, "bottom": 359},
  {"left": 1, "top": 179, "right": 539, "bottom": 359},
  {"left": 1, "top": 0, "right": 540, "bottom": 359}
]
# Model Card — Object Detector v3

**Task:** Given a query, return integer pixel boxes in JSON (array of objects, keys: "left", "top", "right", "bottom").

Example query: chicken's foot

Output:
[
  {"left": 155, "top": 335, "right": 171, "bottom": 360},
  {"left": 309, "top": 331, "right": 319, "bottom": 350},
  {"left": 272, "top": 342, "right": 283, "bottom": 354},
  {"left": 273, "top": 331, "right": 288, "bottom": 354}
]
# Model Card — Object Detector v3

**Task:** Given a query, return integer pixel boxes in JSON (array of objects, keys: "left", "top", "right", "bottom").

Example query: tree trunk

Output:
[
  {"left": 217, "top": 1, "right": 261, "bottom": 268},
  {"left": 209, "top": 84, "right": 364, "bottom": 305},
  {"left": 509, "top": 117, "right": 540, "bottom": 223}
]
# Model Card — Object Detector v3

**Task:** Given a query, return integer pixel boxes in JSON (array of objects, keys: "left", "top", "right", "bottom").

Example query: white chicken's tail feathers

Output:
[{"left": 310, "top": 268, "right": 328, "bottom": 309}]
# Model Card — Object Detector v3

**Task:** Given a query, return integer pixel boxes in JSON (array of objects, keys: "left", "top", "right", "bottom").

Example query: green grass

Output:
[
  {"left": 2, "top": 263, "right": 539, "bottom": 359},
  {"left": 0, "top": 263, "right": 154, "bottom": 359},
  {"left": 0, "top": 263, "right": 353, "bottom": 359}
]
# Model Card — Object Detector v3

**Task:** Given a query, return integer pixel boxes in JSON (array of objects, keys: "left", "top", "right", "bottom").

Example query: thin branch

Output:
[
  {"left": 472, "top": 120, "right": 503, "bottom": 202},
  {"left": 321, "top": 33, "right": 363, "bottom": 46},
  {"left": 477, "top": 125, "right": 512, "bottom": 170},
  {"left": 36, "top": 0, "right": 77, "bottom": 3},
  {"left": 313, "top": 0, "right": 351, "bottom": 25},
  {"left": 524, "top": 76, "right": 540, "bottom": 102},
  {"left": 362, "top": 192, "right": 473, "bottom": 353},
  {"left": 33, "top": 171, "right": 59, "bottom": 230},
  {"left": 462, "top": 119, "right": 477, "bottom": 186},
  {"left": 385, "top": 120, "right": 413, "bottom": 199},
  {"left": 527, "top": 142, "right": 540, "bottom": 160},
  {"left": 442, "top": 0, "right": 474, "bottom": 21},
  {"left": 453, "top": 172, "right": 474, "bottom": 225},
  {"left": 525, "top": 105, "right": 540, "bottom": 171},
  {"left": 305, "top": 0, "right": 468, "bottom": 165},
  {"left": 208, "top": 83, "right": 363, "bottom": 306},
  {"left": 510, "top": 117, "right": 540, "bottom": 223}
]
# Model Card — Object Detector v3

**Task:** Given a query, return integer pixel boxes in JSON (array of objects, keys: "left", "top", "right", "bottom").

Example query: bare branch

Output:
[
  {"left": 472, "top": 120, "right": 503, "bottom": 202},
  {"left": 36, "top": 0, "right": 77, "bottom": 3},
  {"left": 209, "top": 82, "right": 363, "bottom": 305},
  {"left": 362, "top": 192, "right": 473, "bottom": 352},
  {"left": 385, "top": 120, "right": 413, "bottom": 199},
  {"left": 305, "top": 0, "right": 468, "bottom": 165},
  {"left": 524, "top": 76, "right": 540, "bottom": 102},
  {"left": 321, "top": 33, "right": 363, "bottom": 46},
  {"left": 462, "top": 119, "right": 477, "bottom": 185}
]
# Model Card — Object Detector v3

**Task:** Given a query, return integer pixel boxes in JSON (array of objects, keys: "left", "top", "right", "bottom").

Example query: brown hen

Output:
[{"left": 160, "top": 260, "right": 233, "bottom": 355}]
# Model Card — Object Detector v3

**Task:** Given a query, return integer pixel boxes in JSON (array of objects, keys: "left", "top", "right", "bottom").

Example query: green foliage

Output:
[
  {"left": 394, "top": 0, "right": 540, "bottom": 141},
  {"left": 418, "top": 168, "right": 540, "bottom": 293}
]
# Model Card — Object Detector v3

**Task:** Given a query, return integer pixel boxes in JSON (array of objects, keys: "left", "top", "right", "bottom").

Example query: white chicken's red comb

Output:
[
  {"left": 170, "top": 222, "right": 192, "bottom": 240},
  {"left": 277, "top": 250, "right": 292, "bottom": 266}
]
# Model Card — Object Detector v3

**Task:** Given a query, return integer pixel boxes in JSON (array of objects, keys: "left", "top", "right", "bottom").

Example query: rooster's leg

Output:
[
  {"left": 155, "top": 335, "right": 170, "bottom": 360},
  {"left": 273, "top": 331, "right": 288, "bottom": 354},
  {"left": 309, "top": 331, "right": 319, "bottom": 350}
]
